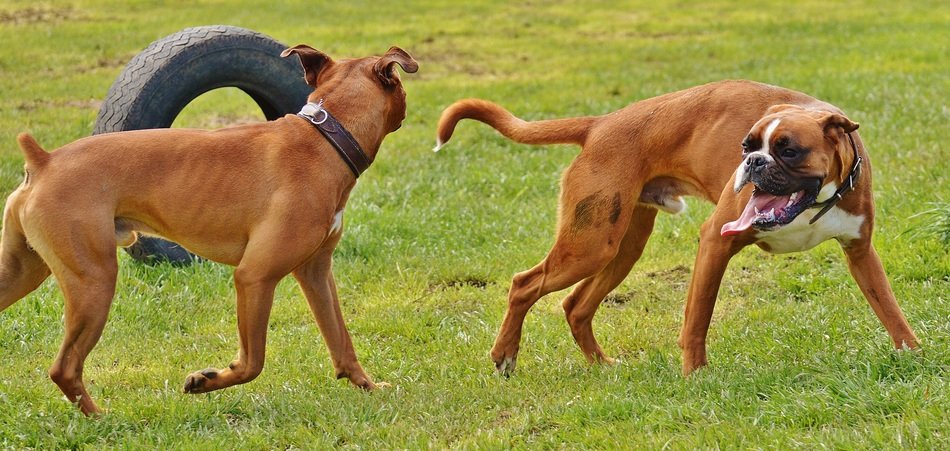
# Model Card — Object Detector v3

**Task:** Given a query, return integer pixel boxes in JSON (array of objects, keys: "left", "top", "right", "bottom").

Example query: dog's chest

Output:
[
  {"left": 755, "top": 207, "right": 864, "bottom": 254},
  {"left": 330, "top": 210, "right": 344, "bottom": 235}
]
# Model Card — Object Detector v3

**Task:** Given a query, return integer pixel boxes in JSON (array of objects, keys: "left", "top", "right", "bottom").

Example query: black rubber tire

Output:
[{"left": 94, "top": 25, "right": 312, "bottom": 264}]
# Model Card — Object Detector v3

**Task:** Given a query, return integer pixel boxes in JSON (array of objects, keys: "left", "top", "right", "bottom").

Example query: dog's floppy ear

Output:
[
  {"left": 820, "top": 112, "right": 859, "bottom": 134},
  {"left": 280, "top": 44, "right": 332, "bottom": 87},
  {"left": 820, "top": 111, "right": 860, "bottom": 184},
  {"left": 373, "top": 46, "right": 418, "bottom": 87}
]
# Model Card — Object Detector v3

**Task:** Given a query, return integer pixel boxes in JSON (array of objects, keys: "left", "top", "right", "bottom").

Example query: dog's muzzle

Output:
[
  {"left": 733, "top": 152, "right": 773, "bottom": 193},
  {"left": 724, "top": 154, "right": 824, "bottom": 236}
]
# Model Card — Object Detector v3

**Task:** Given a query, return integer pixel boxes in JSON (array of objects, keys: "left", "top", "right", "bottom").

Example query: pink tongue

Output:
[{"left": 720, "top": 192, "right": 789, "bottom": 237}]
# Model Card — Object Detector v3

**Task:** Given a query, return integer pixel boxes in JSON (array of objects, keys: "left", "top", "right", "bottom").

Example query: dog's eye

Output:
[
  {"left": 741, "top": 140, "right": 750, "bottom": 153},
  {"left": 781, "top": 148, "right": 798, "bottom": 158}
]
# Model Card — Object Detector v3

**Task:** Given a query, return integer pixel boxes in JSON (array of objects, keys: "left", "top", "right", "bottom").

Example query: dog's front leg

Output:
[
  {"left": 679, "top": 218, "right": 744, "bottom": 376},
  {"left": 293, "top": 251, "right": 379, "bottom": 389},
  {"left": 841, "top": 240, "right": 920, "bottom": 350},
  {"left": 183, "top": 268, "right": 278, "bottom": 394}
]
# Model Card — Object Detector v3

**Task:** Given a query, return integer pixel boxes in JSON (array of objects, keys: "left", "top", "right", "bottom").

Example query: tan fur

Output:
[
  {"left": 436, "top": 80, "right": 918, "bottom": 376},
  {"left": 436, "top": 99, "right": 594, "bottom": 147},
  {"left": 0, "top": 45, "right": 418, "bottom": 415}
]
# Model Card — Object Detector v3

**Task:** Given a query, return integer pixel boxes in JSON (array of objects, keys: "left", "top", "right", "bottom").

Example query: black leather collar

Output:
[{"left": 298, "top": 100, "right": 371, "bottom": 178}]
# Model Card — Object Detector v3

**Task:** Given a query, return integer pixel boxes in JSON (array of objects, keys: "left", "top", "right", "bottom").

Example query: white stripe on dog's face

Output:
[
  {"left": 761, "top": 118, "right": 781, "bottom": 151},
  {"left": 733, "top": 118, "right": 781, "bottom": 192}
]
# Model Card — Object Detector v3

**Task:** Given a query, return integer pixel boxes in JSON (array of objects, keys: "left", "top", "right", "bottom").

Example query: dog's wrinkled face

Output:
[
  {"left": 280, "top": 45, "right": 419, "bottom": 133},
  {"left": 721, "top": 105, "right": 859, "bottom": 236}
]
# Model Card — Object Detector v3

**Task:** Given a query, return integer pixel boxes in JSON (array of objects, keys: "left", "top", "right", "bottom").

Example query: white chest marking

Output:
[
  {"left": 755, "top": 205, "right": 864, "bottom": 254},
  {"left": 814, "top": 181, "right": 839, "bottom": 203},
  {"left": 330, "top": 210, "right": 344, "bottom": 235},
  {"left": 733, "top": 119, "right": 781, "bottom": 192}
]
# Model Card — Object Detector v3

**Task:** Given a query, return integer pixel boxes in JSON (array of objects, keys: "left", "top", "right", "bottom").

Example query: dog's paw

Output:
[
  {"left": 599, "top": 356, "right": 620, "bottom": 366},
  {"left": 681, "top": 359, "right": 708, "bottom": 377},
  {"left": 345, "top": 373, "right": 391, "bottom": 391},
  {"left": 371, "top": 381, "right": 393, "bottom": 390},
  {"left": 899, "top": 339, "right": 922, "bottom": 352},
  {"left": 493, "top": 355, "right": 518, "bottom": 377},
  {"left": 182, "top": 368, "right": 218, "bottom": 393}
]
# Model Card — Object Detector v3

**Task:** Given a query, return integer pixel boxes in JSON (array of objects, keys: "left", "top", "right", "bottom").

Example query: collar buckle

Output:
[{"left": 299, "top": 101, "right": 329, "bottom": 125}]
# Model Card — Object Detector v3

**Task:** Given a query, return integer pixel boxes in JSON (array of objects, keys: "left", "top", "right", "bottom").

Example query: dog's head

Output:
[
  {"left": 280, "top": 45, "right": 419, "bottom": 133},
  {"left": 721, "top": 104, "right": 859, "bottom": 236}
]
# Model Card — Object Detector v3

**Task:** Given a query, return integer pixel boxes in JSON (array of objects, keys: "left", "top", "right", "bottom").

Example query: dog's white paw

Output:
[{"left": 494, "top": 355, "right": 517, "bottom": 377}]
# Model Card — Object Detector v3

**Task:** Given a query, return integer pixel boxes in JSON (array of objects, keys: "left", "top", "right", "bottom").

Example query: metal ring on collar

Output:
[{"left": 311, "top": 109, "right": 328, "bottom": 125}]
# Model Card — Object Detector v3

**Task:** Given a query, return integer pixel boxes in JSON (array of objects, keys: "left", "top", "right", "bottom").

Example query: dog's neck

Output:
[
  {"left": 298, "top": 100, "right": 380, "bottom": 178},
  {"left": 309, "top": 97, "right": 388, "bottom": 159},
  {"left": 808, "top": 132, "right": 862, "bottom": 224}
]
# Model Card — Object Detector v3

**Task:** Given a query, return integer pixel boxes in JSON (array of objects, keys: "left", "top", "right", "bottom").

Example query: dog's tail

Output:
[
  {"left": 17, "top": 133, "right": 50, "bottom": 168},
  {"left": 434, "top": 99, "right": 596, "bottom": 151}
]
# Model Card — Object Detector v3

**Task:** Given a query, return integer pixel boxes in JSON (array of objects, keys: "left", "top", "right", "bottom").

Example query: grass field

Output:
[{"left": 1, "top": 0, "right": 948, "bottom": 448}]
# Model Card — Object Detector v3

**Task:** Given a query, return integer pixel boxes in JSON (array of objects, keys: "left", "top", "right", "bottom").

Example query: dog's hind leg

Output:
[
  {"left": 39, "top": 220, "right": 119, "bottom": 415},
  {"left": 293, "top": 245, "right": 378, "bottom": 390},
  {"left": 561, "top": 206, "right": 657, "bottom": 365},
  {"left": 0, "top": 198, "right": 51, "bottom": 312},
  {"left": 0, "top": 228, "right": 51, "bottom": 312},
  {"left": 491, "top": 155, "right": 640, "bottom": 375},
  {"left": 47, "top": 265, "right": 116, "bottom": 415}
]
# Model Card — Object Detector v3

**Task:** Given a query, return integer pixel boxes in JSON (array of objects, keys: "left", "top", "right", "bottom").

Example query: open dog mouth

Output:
[{"left": 721, "top": 185, "right": 819, "bottom": 236}]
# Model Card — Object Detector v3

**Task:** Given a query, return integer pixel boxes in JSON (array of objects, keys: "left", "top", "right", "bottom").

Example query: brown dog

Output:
[
  {"left": 0, "top": 45, "right": 417, "bottom": 414},
  {"left": 436, "top": 80, "right": 919, "bottom": 376}
]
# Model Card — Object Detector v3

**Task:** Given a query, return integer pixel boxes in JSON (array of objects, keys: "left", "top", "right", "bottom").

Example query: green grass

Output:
[{"left": 1, "top": 0, "right": 948, "bottom": 448}]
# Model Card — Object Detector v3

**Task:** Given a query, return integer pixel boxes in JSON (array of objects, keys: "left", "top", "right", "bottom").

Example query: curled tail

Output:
[
  {"left": 16, "top": 133, "right": 50, "bottom": 168},
  {"left": 434, "top": 99, "right": 596, "bottom": 151}
]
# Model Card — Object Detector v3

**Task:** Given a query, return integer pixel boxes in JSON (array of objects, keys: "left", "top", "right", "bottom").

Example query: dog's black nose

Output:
[{"left": 746, "top": 154, "right": 768, "bottom": 170}]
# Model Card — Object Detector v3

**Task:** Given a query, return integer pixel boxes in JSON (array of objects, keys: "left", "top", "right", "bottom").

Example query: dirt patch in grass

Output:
[
  {"left": 0, "top": 6, "right": 79, "bottom": 25},
  {"left": 410, "top": 33, "right": 510, "bottom": 80},
  {"left": 604, "top": 291, "right": 636, "bottom": 306},
  {"left": 645, "top": 264, "right": 690, "bottom": 281},
  {"left": 489, "top": 408, "right": 514, "bottom": 428},
  {"left": 413, "top": 48, "right": 500, "bottom": 79},
  {"left": 16, "top": 99, "right": 103, "bottom": 112},
  {"left": 645, "top": 264, "right": 691, "bottom": 291},
  {"left": 429, "top": 276, "right": 491, "bottom": 291},
  {"left": 603, "top": 265, "right": 693, "bottom": 308},
  {"left": 78, "top": 54, "right": 138, "bottom": 74}
]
